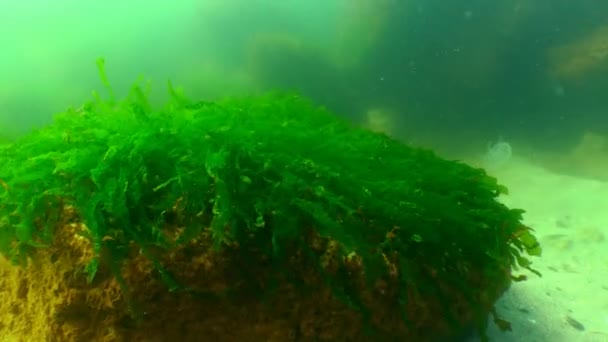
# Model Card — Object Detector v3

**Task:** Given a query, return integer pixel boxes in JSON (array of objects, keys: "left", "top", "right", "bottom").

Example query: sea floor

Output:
[{"left": 468, "top": 156, "right": 608, "bottom": 342}]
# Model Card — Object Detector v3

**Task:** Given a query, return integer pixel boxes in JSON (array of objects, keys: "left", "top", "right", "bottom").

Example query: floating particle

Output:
[{"left": 565, "top": 315, "right": 585, "bottom": 331}]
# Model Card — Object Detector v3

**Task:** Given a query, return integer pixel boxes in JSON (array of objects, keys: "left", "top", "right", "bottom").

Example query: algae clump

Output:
[{"left": 0, "top": 63, "right": 540, "bottom": 341}]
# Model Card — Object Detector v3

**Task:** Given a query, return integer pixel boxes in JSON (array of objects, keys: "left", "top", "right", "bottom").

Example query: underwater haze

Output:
[
  {"left": 3, "top": 0, "right": 608, "bottom": 156},
  {"left": 0, "top": 0, "right": 343, "bottom": 136}
]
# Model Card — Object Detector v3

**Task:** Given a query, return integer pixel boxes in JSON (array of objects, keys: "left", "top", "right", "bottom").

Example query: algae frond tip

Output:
[{"left": 95, "top": 57, "right": 115, "bottom": 101}]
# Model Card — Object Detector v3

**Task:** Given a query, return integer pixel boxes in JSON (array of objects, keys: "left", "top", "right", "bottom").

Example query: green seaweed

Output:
[{"left": 0, "top": 62, "right": 541, "bottom": 340}]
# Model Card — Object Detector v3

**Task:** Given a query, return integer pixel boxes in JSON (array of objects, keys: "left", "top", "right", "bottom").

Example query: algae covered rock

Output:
[{"left": 0, "top": 65, "right": 540, "bottom": 341}]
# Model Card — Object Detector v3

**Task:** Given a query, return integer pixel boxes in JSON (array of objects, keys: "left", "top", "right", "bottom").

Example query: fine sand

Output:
[{"left": 468, "top": 155, "right": 608, "bottom": 342}]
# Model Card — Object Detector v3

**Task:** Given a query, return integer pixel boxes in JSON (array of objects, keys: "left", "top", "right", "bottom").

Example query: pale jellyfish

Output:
[{"left": 482, "top": 138, "right": 512, "bottom": 169}]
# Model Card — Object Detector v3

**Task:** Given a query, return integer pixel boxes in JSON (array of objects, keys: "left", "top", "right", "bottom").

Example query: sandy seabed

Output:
[{"left": 467, "top": 156, "right": 608, "bottom": 342}]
